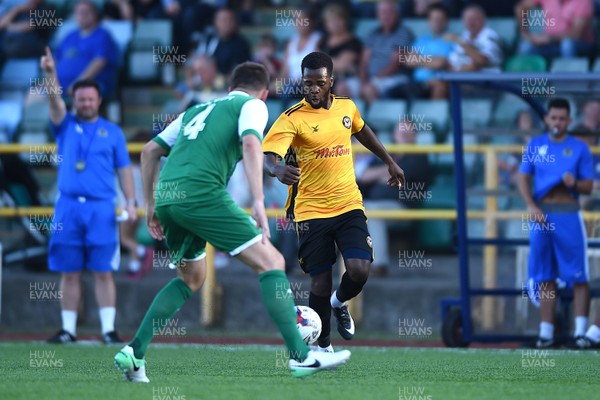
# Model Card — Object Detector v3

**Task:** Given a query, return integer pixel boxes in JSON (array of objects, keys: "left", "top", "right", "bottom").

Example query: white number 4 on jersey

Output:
[{"left": 182, "top": 104, "right": 215, "bottom": 140}]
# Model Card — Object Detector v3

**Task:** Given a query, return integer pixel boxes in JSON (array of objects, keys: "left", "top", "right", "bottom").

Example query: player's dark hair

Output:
[
  {"left": 301, "top": 52, "right": 333, "bottom": 77},
  {"left": 427, "top": 3, "right": 449, "bottom": 17},
  {"left": 548, "top": 98, "right": 570, "bottom": 116},
  {"left": 72, "top": 79, "right": 102, "bottom": 96},
  {"left": 230, "top": 62, "right": 270, "bottom": 91}
]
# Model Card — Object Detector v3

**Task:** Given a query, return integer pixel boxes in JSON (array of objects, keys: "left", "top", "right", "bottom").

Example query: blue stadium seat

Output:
[
  {"left": 354, "top": 19, "right": 379, "bottom": 41},
  {"left": 265, "top": 99, "right": 284, "bottom": 129},
  {"left": 0, "top": 59, "right": 40, "bottom": 90},
  {"left": 272, "top": 25, "right": 296, "bottom": 46},
  {"left": 102, "top": 20, "right": 134, "bottom": 66},
  {"left": 593, "top": 58, "right": 600, "bottom": 72},
  {"left": 409, "top": 99, "right": 450, "bottom": 135},
  {"left": 0, "top": 100, "right": 24, "bottom": 141},
  {"left": 550, "top": 57, "right": 589, "bottom": 72},
  {"left": 366, "top": 99, "right": 407, "bottom": 132},
  {"left": 492, "top": 94, "right": 531, "bottom": 128},
  {"left": 403, "top": 19, "right": 430, "bottom": 39},
  {"left": 460, "top": 98, "right": 493, "bottom": 129},
  {"left": 486, "top": 18, "right": 517, "bottom": 52},
  {"left": 21, "top": 102, "right": 50, "bottom": 131},
  {"left": 133, "top": 20, "right": 173, "bottom": 47}
]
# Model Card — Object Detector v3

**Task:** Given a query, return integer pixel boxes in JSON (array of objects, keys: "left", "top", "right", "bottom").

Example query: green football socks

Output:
[
  {"left": 259, "top": 270, "right": 309, "bottom": 361},
  {"left": 129, "top": 278, "right": 192, "bottom": 359}
]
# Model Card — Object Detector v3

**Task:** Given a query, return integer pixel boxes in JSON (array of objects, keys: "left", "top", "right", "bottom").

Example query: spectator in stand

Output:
[
  {"left": 0, "top": 0, "right": 54, "bottom": 60},
  {"left": 401, "top": 0, "right": 442, "bottom": 17},
  {"left": 572, "top": 100, "right": 600, "bottom": 213},
  {"left": 253, "top": 34, "right": 282, "bottom": 93},
  {"left": 102, "top": 0, "right": 133, "bottom": 20},
  {"left": 175, "top": 55, "right": 226, "bottom": 111},
  {"left": 279, "top": 6, "right": 321, "bottom": 89},
  {"left": 573, "top": 99, "right": 600, "bottom": 147},
  {"left": 357, "top": 122, "right": 432, "bottom": 276},
  {"left": 516, "top": 0, "right": 594, "bottom": 58},
  {"left": 54, "top": 0, "right": 118, "bottom": 98},
  {"left": 396, "top": 3, "right": 453, "bottom": 99},
  {"left": 336, "top": 0, "right": 414, "bottom": 104},
  {"left": 318, "top": 3, "right": 362, "bottom": 97},
  {"left": 445, "top": 4, "right": 503, "bottom": 72},
  {"left": 193, "top": 7, "right": 252, "bottom": 76}
]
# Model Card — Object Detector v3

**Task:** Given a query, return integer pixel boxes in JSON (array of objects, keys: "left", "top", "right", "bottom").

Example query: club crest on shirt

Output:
[
  {"left": 342, "top": 116, "right": 351, "bottom": 129},
  {"left": 98, "top": 128, "right": 108, "bottom": 137},
  {"left": 562, "top": 147, "right": 573, "bottom": 157},
  {"left": 366, "top": 236, "right": 373, "bottom": 248},
  {"left": 538, "top": 145, "right": 548, "bottom": 156}
]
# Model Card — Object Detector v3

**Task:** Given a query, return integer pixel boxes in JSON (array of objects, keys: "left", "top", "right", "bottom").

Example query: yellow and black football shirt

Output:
[{"left": 263, "top": 94, "right": 365, "bottom": 222}]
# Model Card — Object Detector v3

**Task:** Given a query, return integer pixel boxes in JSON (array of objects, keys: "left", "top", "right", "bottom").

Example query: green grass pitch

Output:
[{"left": 1, "top": 342, "right": 599, "bottom": 400}]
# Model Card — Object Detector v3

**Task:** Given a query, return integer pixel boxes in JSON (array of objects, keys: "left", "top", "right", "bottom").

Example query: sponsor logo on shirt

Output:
[{"left": 314, "top": 144, "right": 351, "bottom": 159}]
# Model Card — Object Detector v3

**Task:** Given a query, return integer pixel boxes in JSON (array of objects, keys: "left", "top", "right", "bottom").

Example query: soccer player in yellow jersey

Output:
[{"left": 263, "top": 52, "right": 405, "bottom": 351}]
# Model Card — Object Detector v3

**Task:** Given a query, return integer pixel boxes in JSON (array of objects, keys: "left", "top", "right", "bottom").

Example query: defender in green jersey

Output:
[{"left": 114, "top": 62, "right": 351, "bottom": 382}]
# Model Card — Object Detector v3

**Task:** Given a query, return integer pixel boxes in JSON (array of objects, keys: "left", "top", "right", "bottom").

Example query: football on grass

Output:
[{"left": 295, "top": 305, "right": 322, "bottom": 345}]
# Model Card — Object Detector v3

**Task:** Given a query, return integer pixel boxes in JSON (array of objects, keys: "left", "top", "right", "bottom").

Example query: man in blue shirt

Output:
[
  {"left": 517, "top": 98, "right": 593, "bottom": 348},
  {"left": 41, "top": 47, "right": 137, "bottom": 344},
  {"left": 55, "top": 0, "right": 118, "bottom": 98},
  {"left": 397, "top": 3, "right": 454, "bottom": 99}
]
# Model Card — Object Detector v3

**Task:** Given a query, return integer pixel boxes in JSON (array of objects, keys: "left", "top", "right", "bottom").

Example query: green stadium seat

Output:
[
  {"left": 550, "top": 57, "right": 589, "bottom": 72},
  {"left": 504, "top": 55, "right": 547, "bottom": 72},
  {"left": 366, "top": 99, "right": 407, "bottom": 132}
]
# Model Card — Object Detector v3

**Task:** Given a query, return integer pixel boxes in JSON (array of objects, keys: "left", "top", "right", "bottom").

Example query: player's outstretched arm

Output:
[
  {"left": 141, "top": 141, "right": 168, "bottom": 240},
  {"left": 243, "top": 134, "right": 270, "bottom": 242},
  {"left": 354, "top": 124, "right": 405, "bottom": 187}
]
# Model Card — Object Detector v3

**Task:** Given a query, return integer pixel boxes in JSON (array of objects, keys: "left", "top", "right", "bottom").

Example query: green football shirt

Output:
[{"left": 152, "top": 91, "right": 268, "bottom": 205}]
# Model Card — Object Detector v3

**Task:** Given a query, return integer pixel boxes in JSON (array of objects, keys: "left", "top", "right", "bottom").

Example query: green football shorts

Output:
[{"left": 155, "top": 193, "right": 262, "bottom": 264}]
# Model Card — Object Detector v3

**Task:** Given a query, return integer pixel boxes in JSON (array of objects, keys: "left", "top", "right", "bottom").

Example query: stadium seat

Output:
[
  {"left": 21, "top": 102, "right": 50, "bottom": 131},
  {"left": 366, "top": 99, "right": 407, "bottom": 132},
  {"left": 492, "top": 94, "right": 531, "bottom": 127},
  {"left": 486, "top": 18, "right": 517, "bottom": 52},
  {"left": 127, "top": 41, "right": 161, "bottom": 82},
  {"left": 133, "top": 20, "right": 173, "bottom": 47},
  {"left": 265, "top": 99, "right": 284, "bottom": 129},
  {"left": 409, "top": 99, "right": 450, "bottom": 135},
  {"left": 240, "top": 27, "right": 272, "bottom": 51},
  {"left": 504, "top": 55, "right": 547, "bottom": 72},
  {"left": 448, "top": 19, "right": 462, "bottom": 34},
  {"left": 0, "top": 100, "right": 23, "bottom": 141},
  {"left": 0, "top": 59, "right": 40, "bottom": 90},
  {"left": 415, "top": 131, "right": 435, "bottom": 145},
  {"left": 593, "top": 58, "right": 600, "bottom": 72},
  {"left": 102, "top": 20, "right": 134, "bottom": 66},
  {"left": 550, "top": 57, "right": 589, "bottom": 72},
  {"left": 354, "top": 19, "right": 379, "bottom": 41},
  {"left": 460, "top": 98, "right": 492, "bottom": 129},
  {"left": 272, "top": 25, "right": 296, "bottom": 46},
  {"left": 354, "top": 99, "right": 367, "bottom": 119},
  {"left": 403, "top": 19, "right": 430, "bottom": 39}
]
